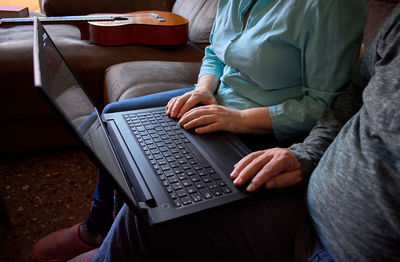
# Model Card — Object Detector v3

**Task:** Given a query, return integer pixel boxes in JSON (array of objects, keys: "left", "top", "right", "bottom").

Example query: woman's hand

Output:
[
  {"left": 166, "top": 74, "right": 220, "bottom": 118},
  {"left": 230, "top": 148, "right": 302, "bottom": 192},
  {"left": 166, "top": 89, "right": 217, "bottom": 119},
  {"left": 178, "top": 105, "right": 245, "bottom": 133},
  {"left": 179, "top": 106, "right": 273, "bottom": 134}
]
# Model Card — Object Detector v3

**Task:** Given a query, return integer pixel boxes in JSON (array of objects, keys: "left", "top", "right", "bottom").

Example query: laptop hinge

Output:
[
  {"left": 101, "top": 114, "right": 110, "bottom": 123},
  {"left": 138, "top": 202, "right": 151, "bottom": 209}
]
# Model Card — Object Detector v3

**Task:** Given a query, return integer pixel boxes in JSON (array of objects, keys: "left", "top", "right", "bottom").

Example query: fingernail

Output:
[
  {"left": 247, "top": 184, "right": 255, "bottom": 192},
  {"left": 266, "top": 181, "right": 275, "bottom": 188},
  {"left": 233, "top": 177, "right": 242, "bottom": 184}
]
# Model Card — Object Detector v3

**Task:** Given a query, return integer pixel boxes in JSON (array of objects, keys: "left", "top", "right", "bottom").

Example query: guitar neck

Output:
[
  {"left": 1, "top": 15, "right": 115, "bottom": 24},
  {"left": 0, "top": 13, "right": 165, "bottom": 24}
]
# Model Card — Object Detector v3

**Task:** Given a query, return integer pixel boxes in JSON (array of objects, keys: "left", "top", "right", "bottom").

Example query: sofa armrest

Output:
[{"left": 42, "top": 0, "right": 176, "bottom": 16}]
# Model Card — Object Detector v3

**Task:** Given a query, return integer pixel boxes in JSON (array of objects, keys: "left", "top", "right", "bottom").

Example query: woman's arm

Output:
[
  {"left": 268, "top": 0, "right": 367, "bottom": 142},
  {"left": 166, "top": 22, "right": 226, "bottom": 118}
]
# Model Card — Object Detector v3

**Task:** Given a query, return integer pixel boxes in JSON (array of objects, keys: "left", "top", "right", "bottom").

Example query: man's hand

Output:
[{"left": 230, "top": 148, "right": 303, "bottom": 192}]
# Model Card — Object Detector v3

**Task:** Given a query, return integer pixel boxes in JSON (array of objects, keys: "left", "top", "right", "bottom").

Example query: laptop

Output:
[{"left": 33, "top": 18, "right": 253, "bottom": 225}]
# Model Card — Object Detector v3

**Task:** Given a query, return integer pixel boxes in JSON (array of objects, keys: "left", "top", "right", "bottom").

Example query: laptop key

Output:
[
  {"left": 186, "top": 186, "right": 197, "bottom": 194},
  {"left": 210, "top": 188, "right": 223, "bottom": 197},
  {"left": 182, "top": 179, "right": 192, "bottom": 187},
  {"left": 173, "top": 200, "right": 182, "bottom": 207},
  {"left": 194, "top": 181, "right": 206, "bottom": 189},
  {"left": 191, "top": 193, "right": 203, "bottom": 202},
  {"left": 180, "top": 196, "right": 192, "bottom": 205},
  {"left": 221, "top": 186, "right": 232, "bottom": 194},
  {"left": 199, "top": 188, "right": 213, "bottom": 199},
  {"left": 169, "top": 192, "right": 177, "bottom": 199},
  {"left": 206, "top": 181, "right": 218, "bottom": 189},
  {"left": 176, "top": 189, "right": 187, "bottom": 198}
]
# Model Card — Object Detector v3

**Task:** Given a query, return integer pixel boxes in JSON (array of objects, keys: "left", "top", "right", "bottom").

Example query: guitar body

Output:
[{"left": 88, "top": 11, "right": 189, "bottom": 46}]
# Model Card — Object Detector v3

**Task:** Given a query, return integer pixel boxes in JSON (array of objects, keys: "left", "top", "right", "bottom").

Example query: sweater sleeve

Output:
[{"left": 288, "top": 78, "right": 364, "bottom": 181}]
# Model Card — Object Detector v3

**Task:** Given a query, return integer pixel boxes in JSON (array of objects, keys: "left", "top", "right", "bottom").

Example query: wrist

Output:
[
  {"left": 195, "top": 74, "right": 220, "bottom": 94},
  {"left": 240, "top": 107, "right": 273, "bottom": 134}
]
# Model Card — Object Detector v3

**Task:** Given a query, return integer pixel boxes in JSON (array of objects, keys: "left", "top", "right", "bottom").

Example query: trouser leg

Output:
[
  {"left": 94, "top": 187, "right": 316, "bottom": 262},
  {"left": 84, "top": 171, "right": 115, "bottom": 237}
]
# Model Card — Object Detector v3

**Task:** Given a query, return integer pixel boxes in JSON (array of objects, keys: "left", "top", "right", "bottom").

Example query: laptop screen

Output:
[
  {"left": 33, "top": 19, "right": 96, "bottom": 130},
  {"left": 32, "top": 18, "right": 140, "bottom": 210}
]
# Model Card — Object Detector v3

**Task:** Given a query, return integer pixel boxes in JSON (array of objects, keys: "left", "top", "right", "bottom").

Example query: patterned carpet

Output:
[{"left": 0, "top": 148, "right": 97, "bottom": 262}]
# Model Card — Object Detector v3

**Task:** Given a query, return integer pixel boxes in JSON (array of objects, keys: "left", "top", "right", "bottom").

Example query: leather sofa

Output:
[{"left": 0, "top": 0, "right": 398, "bottom": 155}]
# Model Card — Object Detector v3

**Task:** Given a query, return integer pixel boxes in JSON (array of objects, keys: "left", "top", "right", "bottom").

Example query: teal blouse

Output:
[{"left": 199, "top": 0, "right": 367, "bottom": 141}]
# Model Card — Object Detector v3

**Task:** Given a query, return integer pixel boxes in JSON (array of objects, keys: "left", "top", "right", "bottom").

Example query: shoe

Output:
[
  {"left": 67, "top": 248, "right": 98, "bottom": 262},
  {"left": 33, "top": 223, "right": 97, "bottom": 262}
]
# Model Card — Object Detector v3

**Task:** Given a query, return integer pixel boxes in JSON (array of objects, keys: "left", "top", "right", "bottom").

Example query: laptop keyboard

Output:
[{"left": 123, "top": 110, "right": 232, "bottom": 208}]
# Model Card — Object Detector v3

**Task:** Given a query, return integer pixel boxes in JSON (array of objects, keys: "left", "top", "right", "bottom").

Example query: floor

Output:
[{"left": 0, "top": 148, "right": 97, "bottom": 262}]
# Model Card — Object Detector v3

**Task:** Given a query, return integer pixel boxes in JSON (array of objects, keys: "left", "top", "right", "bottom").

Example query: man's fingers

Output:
[
  {"left": 243, "top": 156, "right": 287, "bottom": 191},
  {"left": 231, "top": 148, "right": 302, "bottom": 192},
  {"left": 230, "top": 152, "right": 261, "bottom": 179},
  {"left": 232, "top": 152, "right": 273, "bottom": 186},
  {"left": 263, "top": 169, "right": 303, "bottom": 189}
]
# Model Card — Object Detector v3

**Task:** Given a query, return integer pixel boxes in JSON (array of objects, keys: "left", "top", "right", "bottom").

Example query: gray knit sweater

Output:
[{"left": 289, "top": 4, "right": 400, "bottom": 261}]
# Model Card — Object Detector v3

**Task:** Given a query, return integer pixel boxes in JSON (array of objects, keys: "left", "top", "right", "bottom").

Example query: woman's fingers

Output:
[
  {"left": 169, "top": 93, "right": 192, "bottom": 118},
  {"left": 166, "top": 91, "right": 217, "bottom": 119},
  {"left": 178, "top": 105, "right": 241, "bottom": 133},
  {"left": 176, "top": 95, "right": 203, "bottom": 119}
]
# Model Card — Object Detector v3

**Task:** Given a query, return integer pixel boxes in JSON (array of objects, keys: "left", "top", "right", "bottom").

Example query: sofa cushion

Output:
[
  {"left": 42, "top": 0, "right": 176, "bottom": 16},
  {"left": 172, "top": 0, "right": 218, "bottom": 45},
  {"left": 104, "top": 61, "right": 201, "bottom": 103},
  {"left": 364, "top": 0, "right": 400, "bottom": 45},
  {"left": 0, "top": 25, "right": 82, "bottom": 121}
]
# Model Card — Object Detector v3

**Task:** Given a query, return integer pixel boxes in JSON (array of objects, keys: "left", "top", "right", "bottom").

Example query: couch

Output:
[
  {"left": 0, "top": 0, "right": 398, "bottom": 155},
  {"left": 0, "top": 0, "right": 217, "bottom": 155}
]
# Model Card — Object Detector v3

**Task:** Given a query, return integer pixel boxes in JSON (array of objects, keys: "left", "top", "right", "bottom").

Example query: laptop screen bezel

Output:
[{"left": 32, "top": 17, "right": 151, "bottom": 224}]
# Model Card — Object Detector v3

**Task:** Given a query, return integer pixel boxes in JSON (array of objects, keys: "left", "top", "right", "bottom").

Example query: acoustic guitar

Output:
[{"left": 0, "top": 10, "right": 189, "bottom": 46}]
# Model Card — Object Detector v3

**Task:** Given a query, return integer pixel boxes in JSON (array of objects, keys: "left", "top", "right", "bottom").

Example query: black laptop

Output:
[{"left": 33, "top": 18, "right": 252, "bottom": 225}]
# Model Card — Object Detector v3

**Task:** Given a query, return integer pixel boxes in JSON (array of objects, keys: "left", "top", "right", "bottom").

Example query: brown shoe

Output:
[{"left": 33, "top": 223, "right": 97, "bottom": 262}]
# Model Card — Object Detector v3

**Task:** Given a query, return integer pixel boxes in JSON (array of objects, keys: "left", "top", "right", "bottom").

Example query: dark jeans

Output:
[{"left": 92, "top": 189, "right": 333, "bottom": 262}]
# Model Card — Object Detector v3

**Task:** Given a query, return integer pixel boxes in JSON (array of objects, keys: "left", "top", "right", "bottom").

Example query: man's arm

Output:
[
  {"left": 230, "top": 79, "right": 364, "bottom": 191},
  {"left": 231, "top": 67, "right": 366, "bottom": 190},
  {"left": 288, "top": 77, "right": 365, "bottom": 182}
]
